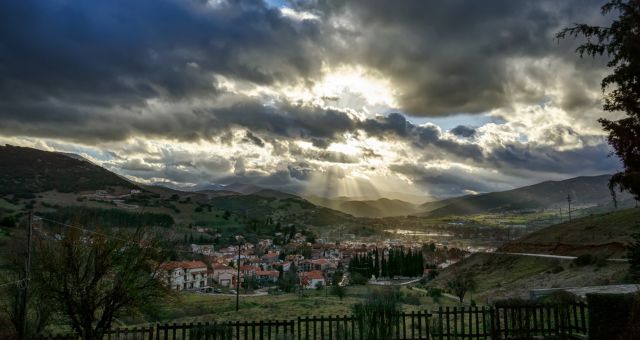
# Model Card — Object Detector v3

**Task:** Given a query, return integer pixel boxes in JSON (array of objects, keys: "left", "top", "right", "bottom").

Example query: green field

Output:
[{"left": 110, "top": 285, "right": 458, "bottom": 327}]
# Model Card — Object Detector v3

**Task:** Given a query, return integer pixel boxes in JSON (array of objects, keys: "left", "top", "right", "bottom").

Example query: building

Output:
[
  {"left": 299, "top": 270, "right": 325, "bottom": 289},
  {"left": 239, "top": 265, "right": 260, "bottom": 281},
  {"left": 217, "top": 272, "right": 235, "bottom": 287},
  {"left": 160, "top": 260, "right": 208, "bottom": 291},
  {"left": 159, "top": 262, "right": 185, "bottom": 291},
  {"left": 211, "top": 264, "right": 235, "bottom": 285},
  {"left": 256, "top": 270, "right": 280, "bottom": 284},
  {"left": 191, "top": 244, "right": 215, "bottom": 256}
]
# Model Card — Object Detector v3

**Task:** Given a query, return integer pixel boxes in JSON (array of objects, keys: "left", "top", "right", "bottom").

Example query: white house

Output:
[{"left": 160, "top": 260, "right": 208, "bottom": 291}]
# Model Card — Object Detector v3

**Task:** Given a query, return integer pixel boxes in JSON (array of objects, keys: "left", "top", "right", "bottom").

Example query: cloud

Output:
[
  {"left": 308, "top": 0, "right": 610, "bottom": 116},
  {"left": 450, "top": 126, "right": 476, "bottom": 138},
  {"left": 0, "top": 0, "right": 623, "bottom": 199}
]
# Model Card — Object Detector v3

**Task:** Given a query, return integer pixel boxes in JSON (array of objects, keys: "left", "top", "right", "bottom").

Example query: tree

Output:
[
  {"left": 0, "top": 228, "right": 53, "bottom": 339},
  {"left": 557, "top": 0, "right": 640, "bottom": 202},
  {"left": 628, "top": 231, "right": 640, "bottom": 282},
  {"left": 33, "top": 227, "right": 172, "bottom": 340},
  {"left": 278, "top": 264, "right": 299, "bottom": 293},
  {"left": 446, "top": 272, "right": 477, "bottom": 303},
  {"left": 331, "top": 284, "right": 347, "bottom": 300}
]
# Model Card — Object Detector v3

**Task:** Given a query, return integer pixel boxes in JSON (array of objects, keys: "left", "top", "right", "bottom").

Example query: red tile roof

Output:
[
  {"left": 299, "top": 270, "right": 324, "bottom": 280},
  {"left": 160, "top": 260, "right": 207, "bottom": 271}
]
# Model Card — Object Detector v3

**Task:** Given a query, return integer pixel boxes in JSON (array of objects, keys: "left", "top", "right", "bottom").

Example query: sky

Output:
[{"left": 0, "top": 0, "right": 624, "bottom": 202}]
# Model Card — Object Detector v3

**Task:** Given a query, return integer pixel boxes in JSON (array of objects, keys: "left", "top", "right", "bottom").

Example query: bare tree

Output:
[
  {"left": 0, "top": 223, "right": 52, "bottom": 340},
  {"left": 33, "top": 226, "right": 172, "bottom": 340}
]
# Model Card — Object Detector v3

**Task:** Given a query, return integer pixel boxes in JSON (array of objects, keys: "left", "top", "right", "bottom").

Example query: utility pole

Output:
[
  {"left": 21, "top": 211, "right": 33, "bottom": 339},
  {"left": 567, "top": 194, "right": 572, "bottom": 222},
  {"left": 236, "top": 239, "right": 241, "bottom": 312}
]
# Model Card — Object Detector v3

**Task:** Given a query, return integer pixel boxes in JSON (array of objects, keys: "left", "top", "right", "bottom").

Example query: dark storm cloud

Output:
[
  {"left": 309, "top": 0, "right": 608, "bottom": 115},
  {"left": 0, "top": 0, "right": 609, "bottom": 141},
  {"left": 0, "top": 0, "right": 324, "bottom": 137},
  {"left": 389, "top": 163, "right": 503, "bottom": 197},
  {"left": 486, "top": 140, "right": 619, "bottom": 175},
  {"left": 360, "top": 113, "right": 484, "bottom": 162},
  {"left": 243, "top": 131, "right": 266, "bottom": 147},
  {"left": 450, "top": 126, "right": 476, "bottom": 138}
]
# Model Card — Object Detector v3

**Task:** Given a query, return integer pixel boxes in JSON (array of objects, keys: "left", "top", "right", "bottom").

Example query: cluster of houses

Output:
[{"left": 159, "top": 235, "right": 466, "bottom": 292}]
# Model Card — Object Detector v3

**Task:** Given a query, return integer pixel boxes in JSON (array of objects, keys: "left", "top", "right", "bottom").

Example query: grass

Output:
[
  {"left": 114, "top": 285, "right": 459, "bottom": 327},
  {"left": 430, "top": 252, "right": 630, "bottom": 304},
  {"left": 500, "top": 207, "right": 640, "bottom": 257}
]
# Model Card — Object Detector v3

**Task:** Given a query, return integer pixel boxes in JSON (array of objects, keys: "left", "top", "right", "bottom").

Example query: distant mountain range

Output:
[
  {"left": 421, "top": 174, "right": 634, "bottom": 217},
  {"left": 305, "top": 195, "right": 420, "bottom": 218},
  {"left": 1, "top": 145, "right": 635, "bottom": 218}
]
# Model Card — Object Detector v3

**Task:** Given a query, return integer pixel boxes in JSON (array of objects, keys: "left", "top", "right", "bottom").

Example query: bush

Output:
[
  {"left": 428, "top": 288, "right": 443, "bottom": 298},
  {"left": 350, "top": 272, "right": 368, "bottom": 285},
  {"left": 352, "top": 289, "right": 400, "bottom": 339},
  {"left": 573, "top": 254, "right": 594, "bottom": 267}
]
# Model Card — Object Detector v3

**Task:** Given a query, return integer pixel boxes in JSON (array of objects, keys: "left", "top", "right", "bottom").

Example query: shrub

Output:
[
  {"left": 352, "top": 289, "right": 400, "bottom": 339},
  {"left": 573, "top": 254, "right": 595, "bottom": 267},
  {"left": 428, "top": 288, "right": 443, "bottom": 298},
  {"left": 350, "top": 272, "right": 368, "bottom": 285}
]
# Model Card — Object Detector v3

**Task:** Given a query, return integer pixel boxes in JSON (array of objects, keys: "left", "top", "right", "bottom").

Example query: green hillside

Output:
[
  {"left": 500, "top": 207, "right": 640, "bottom": 257},
  {"left": 431, "top": 208, "right": 639, "bottom": 301},
  {"left": 306, "top": 196, "right": 419, "bottom": 218}
]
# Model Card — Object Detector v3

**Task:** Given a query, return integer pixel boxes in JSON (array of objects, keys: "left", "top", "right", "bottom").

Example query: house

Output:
[
  {"left": 256, "top": 270, "right": 280, "bottom": 284},
  {"left": 217, "top": 272, "right": 235, "bottom": 287},
  {"left": 183, "top": 261, "right": 208, "bottom": 290},
  {"left": 191, "top": 244, "right": 215, "bottom": 256},
  {"left": 262, "top": 251, "right": 279, "bottom": 263},
  {"left": 239, "top": 265, "right": 260, "bottom": 281},
  {"left": 299, "top": 270, "right": 325, "bottom": 289},
  {"left": 159, "top": 262, "right": 185, "bottom": 291},
  {"left": 160, "top": 260, "right": 208, "bottom": 291},
  {"left": 211, "top": 264, "right": 235, "bottom": 284}
]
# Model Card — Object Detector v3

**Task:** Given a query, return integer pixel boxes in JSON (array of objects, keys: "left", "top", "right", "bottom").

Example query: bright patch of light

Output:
[
  {"left": 312, "top": 67, "right": 398, "bottom": 108},
  {"left": 279, "top": 7, "right": 319, "bottom": 21}
]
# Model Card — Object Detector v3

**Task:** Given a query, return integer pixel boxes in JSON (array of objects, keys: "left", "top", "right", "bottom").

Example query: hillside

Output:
[
  {"left": 422, "top": 175, "right": 634, "bottom": 217},
  {"left": 499, "top": 207, "right": 640, "bottom": 257},
  {"left": 431, "top": 209, "right": 639, "bottom": 301},
  {"left": 0, "top": 145, "right": 137, "bottom": 196},
  {"left": 306, "top": 196, "right": 419, "bottom": 218}
]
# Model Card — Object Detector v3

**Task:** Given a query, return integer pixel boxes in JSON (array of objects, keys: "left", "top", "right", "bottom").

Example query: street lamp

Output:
[{"left": 235, "top": 235, "right": 244, "bottom": 312}]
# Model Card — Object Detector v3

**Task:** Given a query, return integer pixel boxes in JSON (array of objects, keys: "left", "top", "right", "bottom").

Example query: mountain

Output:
[
  {"left": 421, "top": 175, "right": 634, "bottom": 217},
  {"left": 0, "top": 145, "right": 138, "bottom": 195},
  {"left": 306, "top": 196, "right": 420, "bottom": 218}
]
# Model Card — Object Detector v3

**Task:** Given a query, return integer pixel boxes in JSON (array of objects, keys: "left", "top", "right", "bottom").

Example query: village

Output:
[{"left": 159, "top": 231, "right": 468, "bottom": 294}]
